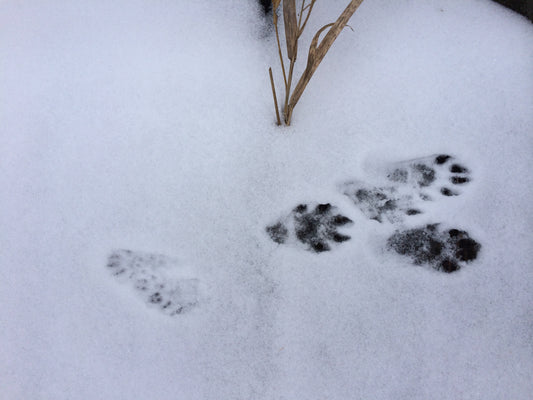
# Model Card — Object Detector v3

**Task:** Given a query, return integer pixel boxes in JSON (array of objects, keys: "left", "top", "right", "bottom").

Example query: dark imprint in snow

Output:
[
  {"left": 387, "top": 224, "right": 481, "bottom": 273},
  {"left": 341, "top": 154, "right": 472, "bottom": 223},
  {"left": 107, "top": 249, "right": 199, "bottom": 316},
  {"left": 386, "top": 154, "right": 471, "bottom": 196},
  {"left": 266, "top": 203, "right": 353, "bottom": 253}
]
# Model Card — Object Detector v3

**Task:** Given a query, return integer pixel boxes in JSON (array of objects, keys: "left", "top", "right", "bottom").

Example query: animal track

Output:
[
  {"left": 340, "top": 154, "right": 471, "bottom": 223},
  {"left": 266, "top": 203, "right": 353, "bottom": 253},
  {"left": 387, "top": 224, "right": 481, "bottom": 272},
  {"left": 387, "top": 154, "right": 471, "bottom": 196},
  {"left": 340, "top": 181, "right": 421, "bottom": 223},
  {"left": 107, "top": 249, "right": 199, "bottom": 316},
  {"left": 265, "top": 154, "right": 481, "bottom": 268}
]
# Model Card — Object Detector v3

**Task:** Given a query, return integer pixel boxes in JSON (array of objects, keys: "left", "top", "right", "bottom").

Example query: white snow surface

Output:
[{"left": 1, "top": 0, "right": 533, "bottom": 398}]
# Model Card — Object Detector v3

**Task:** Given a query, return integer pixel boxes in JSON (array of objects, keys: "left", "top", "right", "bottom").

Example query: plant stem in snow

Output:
[{"left": 269, "top": 67, "right": 282, "bottom": 125}]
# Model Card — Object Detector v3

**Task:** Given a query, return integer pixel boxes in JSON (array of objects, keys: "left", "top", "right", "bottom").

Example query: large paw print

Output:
[
  {"left": 107, "top": 249, "right": 199, "bottom": 316},
  {"left": 387, "top": 224, "right": 481, "bottom": 272},
  {"left": 266, "top": 203, "right": 353, "bottom": 253},
  {"left": 340, "top": 154, "right": 472, "bottom": 223},
  {"left": 386, "top": 154, "right": 471, "bottom": 198}
]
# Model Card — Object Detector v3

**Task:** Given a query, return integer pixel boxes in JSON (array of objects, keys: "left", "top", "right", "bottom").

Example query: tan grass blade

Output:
[
  {"left": 272, "top": 0, "right": 287, "bottom": 89},
  {"left": 283, "top": 0, "right": 298, "bottom": 62},
  {"left": 286, "top": 0, "right": 365, "bottom": 124},
  {"left": 298, "top": 0, "right": 316, "bottom": 37},
  {"left": 269, "top": 67, "right": 282, "bottom": 125}
]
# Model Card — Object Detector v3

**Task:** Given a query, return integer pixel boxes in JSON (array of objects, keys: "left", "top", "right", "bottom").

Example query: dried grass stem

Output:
[{"left": 268, "top": 0, "right": 364, "bottom": 125}]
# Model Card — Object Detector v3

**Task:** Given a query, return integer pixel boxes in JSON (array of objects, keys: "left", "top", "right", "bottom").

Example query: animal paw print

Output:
[
  {"left": 340, "top": 154, "right": 472, "bottom": 223},
  {"left": 387, "top": 224, "right": 481, "bottom": 273},
  {"left": 107, "top": 249, "right": 199, "bottom": 316},
  {"left": 266, "top": 203, "right": 353, "bottom": 253},
  {"left": 340, "top": 181, "right": 420, "bottom": 223},
  {"left": 386, "top": 154, "right": 471, "bottom": 198}
]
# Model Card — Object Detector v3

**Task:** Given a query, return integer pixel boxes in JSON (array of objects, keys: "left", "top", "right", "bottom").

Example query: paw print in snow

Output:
[
  {"left": 386, "top": 154, "right": 471, "bottom": 197},
  {"left": 107, "top": 249, "right": 199, "bottom": 316},
  {"left": 340, "top": 154, "right": 472, "bottom": 223},
  {"left": 266, "top": 203, "right": 353, "bottom": 253},
  {"left": 387, "top": 224, "right": 481, "bottom": 272},
  {"left": 340, "top": 182, "right": 419, "bottom": 223}
]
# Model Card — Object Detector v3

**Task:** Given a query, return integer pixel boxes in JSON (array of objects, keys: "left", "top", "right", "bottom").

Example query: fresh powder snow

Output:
[{"left": 1, "top": 0, "right": 532, "bottom": 399}]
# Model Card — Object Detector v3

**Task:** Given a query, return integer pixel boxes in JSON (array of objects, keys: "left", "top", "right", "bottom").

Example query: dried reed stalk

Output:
[
  {"left": 297, "top": 0, "right": 315, "bottom": 37},
  {"left": 286, "top": 0, "right": 364, "bottom": 125},
  {"left": 272, "top": 0, "right": 287, "bottom": 88},
  {"left": 268, "top": 0, "right": 363, "bottom": 125},
  {"left": 282, "top": 0, "right": 298, "bottom": 119},
  {"left": 283, "top": 0, "right": 298, "bottom": 62},
  {"left": 269, "top": 67, "right": 282, "bottom": 125}
]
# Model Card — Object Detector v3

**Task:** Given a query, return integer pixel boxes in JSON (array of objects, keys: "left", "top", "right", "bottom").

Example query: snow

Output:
[{"left": 1, "top": 0, "right": 532, "bottom": 399}]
